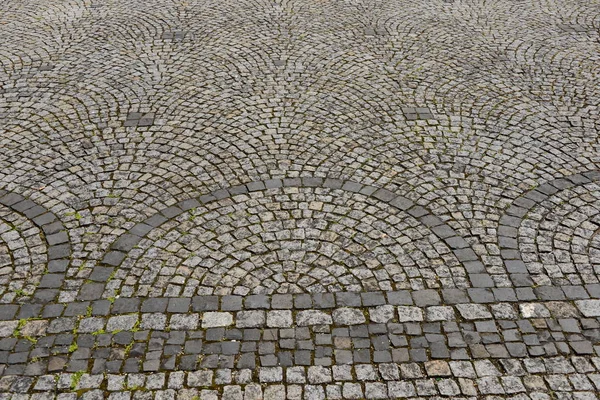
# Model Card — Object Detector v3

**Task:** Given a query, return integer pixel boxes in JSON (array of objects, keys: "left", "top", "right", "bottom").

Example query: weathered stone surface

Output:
[
  {"left": 236, "top": 311, "right": 266, "bottom": 328},
  {"left": 426, "top": 306, "right": 455, "bottom": 321},
  {"left": 297, "top": 310, "right": 332, "bottom": 326},
  {"left": 369, "top": 305, "right": 395, "bottom": 323},
  {"left": 266, "top": 310, "right": 293, "bottom": 328},
  {"left": 0, "top": 321, "right": 18, "bottom": 337},
  {"left": 575, "top": 300, "right": 600, "bottom": 317},
  {"left": 397, "top": 306, "right": 424, "bottom": 322},
  {"left": 201, "top": 312, "right": 233, "bottom": 328},
  {"left": 456, "top": 304, "right": 492, "bottom": 320},
  {"left": 520, "top": 303, "right": 551, "bottom": 318},
  {"left": 332, "top": 308, "right": 366, "bottom": 325},
  {"left": 106, "top": 315, "right": 138, "bottom": 331},
  {"left": 20, "top": 320, "right": 48, "bottom": 337}
]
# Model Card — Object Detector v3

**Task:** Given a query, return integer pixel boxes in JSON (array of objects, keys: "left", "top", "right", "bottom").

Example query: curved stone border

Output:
[
  {"left": 498, "top": 170, "right": 600, "bottom": 287},
  {"left": 0, "top": 190, "right": 71, "bottom": 304},
  {"left": 90, "top": 177, "right": 476, "bottom": 298}
]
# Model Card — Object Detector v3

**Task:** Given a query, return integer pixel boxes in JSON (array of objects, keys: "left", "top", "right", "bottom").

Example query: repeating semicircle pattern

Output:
[{"left": 0, "top": 0, "right": 599, "bottom": 397}]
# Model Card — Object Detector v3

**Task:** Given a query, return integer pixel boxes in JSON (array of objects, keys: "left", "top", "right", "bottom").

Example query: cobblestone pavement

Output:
[{"left": 1, "top": 0, "right": 599, "bottom": 398}]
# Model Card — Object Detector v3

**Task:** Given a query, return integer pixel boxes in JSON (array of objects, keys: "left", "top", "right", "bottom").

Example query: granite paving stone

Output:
[{"left": 0, "top": 0, "right": 599, "bottom": 397}]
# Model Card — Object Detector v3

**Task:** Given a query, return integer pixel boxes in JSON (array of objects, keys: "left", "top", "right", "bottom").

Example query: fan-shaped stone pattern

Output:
[
  {"left": 0, "top": 204, "right": 47, "bottom": 302},
  {"left": 1, "top": 0, "right": 598, "bottom": 264},
  {"left": 108, "top": 187, "right": 464, "bottom": 298},
  {"left": 0, "top": 190, "right": 71, "bottom": 303},
  {"left": 93, "top": 177, "right": 477, "bottom": 299},
  {"left": 498, "top": 171, "right": 600, "bottom": 287},
  {"left": 520, "top": 182, "right": 600, "bottom": 286}
]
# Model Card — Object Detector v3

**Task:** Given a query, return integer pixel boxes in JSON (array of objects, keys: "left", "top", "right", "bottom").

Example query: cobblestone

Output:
[{"left": 0, "top": 0, "right": 599, "bottom": 396}]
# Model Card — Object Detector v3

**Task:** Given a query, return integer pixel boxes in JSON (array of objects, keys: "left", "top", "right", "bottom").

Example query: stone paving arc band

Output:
[
  {"left": 0, "top": 189, "right": 71, "bottom": 304},
  {"left": 2, "top": 171, "right": 597, "bottom": 302},
  {"left": 98, "top": 177, "right": 474, "bottom": 295},
  {"left": 498, "top": 170, "right": 600, "bottom": 287}
]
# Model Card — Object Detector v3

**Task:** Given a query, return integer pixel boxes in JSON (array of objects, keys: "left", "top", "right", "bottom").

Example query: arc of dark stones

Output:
[
  {"left": 498, "top": 170, "right": 600, "bottom": 289},
  {"left": 87, "top": 177, "right": 477, "bottom": 300},
  {"left": 0, "top": 190, "right": 71, "bottom": 304}
]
